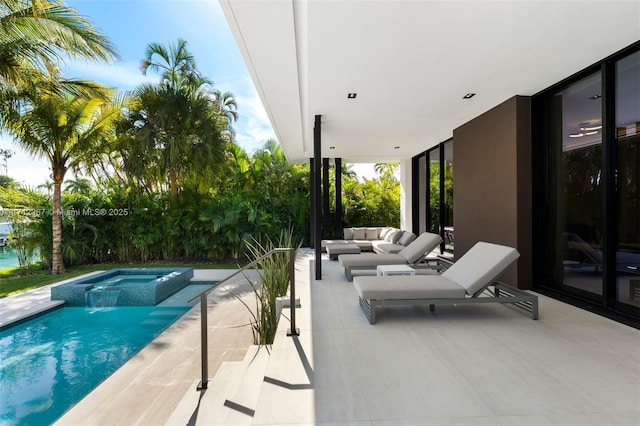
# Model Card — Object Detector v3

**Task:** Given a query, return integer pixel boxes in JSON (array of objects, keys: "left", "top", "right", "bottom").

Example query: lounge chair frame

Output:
[
  {"left": 358, "top": 281, "right": 539, "bottom": 324},
  {"left": 345, "top": 257, "right": 446, "bottom": 281}
]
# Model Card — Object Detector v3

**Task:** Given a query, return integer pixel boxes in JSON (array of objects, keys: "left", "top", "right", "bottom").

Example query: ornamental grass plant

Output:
[{"left": 236, "top": 228, "right": 300, "bottom": 346}]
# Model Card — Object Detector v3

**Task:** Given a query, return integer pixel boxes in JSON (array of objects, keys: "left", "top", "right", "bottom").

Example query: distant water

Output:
[{"left": 0, "top": 248, "right": 20, "bottom": 270}]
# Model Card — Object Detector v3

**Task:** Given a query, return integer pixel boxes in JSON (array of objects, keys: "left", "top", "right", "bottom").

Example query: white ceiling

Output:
[{"left": 219, "top": 0, "right": 640, "bottom": 163}]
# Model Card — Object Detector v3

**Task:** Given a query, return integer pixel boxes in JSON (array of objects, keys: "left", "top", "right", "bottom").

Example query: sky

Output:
[{"left": 1, "top": 0, "right": 375, "bottom": 187}]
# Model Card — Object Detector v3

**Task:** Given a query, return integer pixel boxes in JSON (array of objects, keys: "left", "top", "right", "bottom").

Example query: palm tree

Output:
[
  {"left": 116, "top": 81, "right": 228, "bottom": 200},
  {"left": 0, "top": 0, "right": 118, "bottom": 86},
  {"left": 374, "top": 162, "right": 398, "bottom": 181},
  {"left": 140, "top": 37, "right": 205, "bottom": 91},
  {"left": 213, "top": 89, "right": 238, "bottom": 141},
  {"left": 114, "top": 39, "right": 229, "bottom": 200},
  {"left": 5, "top": 88, "right": 123, "bottom": 274}
]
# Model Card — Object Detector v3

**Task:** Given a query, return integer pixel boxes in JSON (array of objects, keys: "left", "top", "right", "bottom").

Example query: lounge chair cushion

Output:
[
  {"left": 398, "top": 232, "right": 443, "bottom": 264},
  {"left": 339, "top": 252, "right": 408, "bottom": 267},
  {"left": 441, "top": 241, "right": 520, "bottom": 295},
  {"left": 343, "top": 228, "right": 354, "bottom": 239},
  {"left": 354, "top": 275, "right": 466, "bottom": 300},
  {"left": 398, "top": 231, "right": 417, "bottom": 246}
]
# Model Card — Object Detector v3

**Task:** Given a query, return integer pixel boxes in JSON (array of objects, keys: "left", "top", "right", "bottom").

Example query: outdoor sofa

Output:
[
  {"left": 338, "top": 232, "right": 443, "bottom": 281},
  {"left": 352, "top": 241, "right": 539, "bottom": 323},
  {"left": 322, "top": 226, "right": 418, "bottom": 254}
]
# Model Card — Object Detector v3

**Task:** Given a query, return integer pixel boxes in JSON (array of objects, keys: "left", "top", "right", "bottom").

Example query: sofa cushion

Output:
[
  {"left": 365, "top": 228, "right": 380, "bottom": 240},
  {"left": 343, "top": 228, "right": 354, "bottom": 240},
  {"left": 385, "top": 229, "right": 402, "bottom": 243},
  {"left": 321, "top": 239, "right": 349, "bottom": 248},
  {"left": 398, "top": 231, "right": 417, "bottom": 246},
  {"left": 383, "top": 228, "right": 397, "bottom": 242},
  {"left": 379, "top": 227, "right": 392, "bottom": 239},
  {"left": 352, "top": 227, "right": 366, "bottom": 240},
  {"left": 353, "top": 240, "right": 373, "bottom": 251}
]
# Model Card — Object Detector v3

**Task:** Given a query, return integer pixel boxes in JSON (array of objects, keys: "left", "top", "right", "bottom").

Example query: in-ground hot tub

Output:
[{"left": 51, "top": 267, "right": 194, "bottom": 306}]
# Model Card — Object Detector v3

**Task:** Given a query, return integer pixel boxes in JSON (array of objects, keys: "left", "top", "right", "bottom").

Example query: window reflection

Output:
[{"left": 615, "top": 50, "right": 640, "bottom": 308}]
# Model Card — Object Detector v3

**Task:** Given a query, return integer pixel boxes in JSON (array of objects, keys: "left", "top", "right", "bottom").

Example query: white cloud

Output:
[
  {"left": 227, "top": 86, "right": 277, "bottom": 155},
  {"left": 0, "top": 134, "right": 51, "bottom": 188},
  {"left": 64, "top": 60, "right": 159, "bottom": 91}
]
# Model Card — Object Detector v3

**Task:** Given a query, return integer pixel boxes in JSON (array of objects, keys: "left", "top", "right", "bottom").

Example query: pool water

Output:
[
  {"left": 0, "top": 305, "right": 190, "bottom": 425},
  {"left": 95, "top": 275, "right": 157, "bottom": 286},
  {"left": 0, "top": 248, "right": 20, "bottom": 270}
]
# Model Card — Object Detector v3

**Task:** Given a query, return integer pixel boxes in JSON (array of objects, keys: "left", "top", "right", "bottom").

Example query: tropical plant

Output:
[
  {"left": 140, "top": 37, "right": 203, "bottom": 91},
  {"left": 114, "top": 82, "right": 228, "bottom": 199},
  {"left": 113, "top": 39, "right": 229, "bottom": 199},
  {"left": 0, "top": 0, "right": 118, "bottom": 87},
  {"left": 340, "top": 162, "right": 400, "bottom": 228},
  {"left": 213, "top": 89, "right": 238, "bottom": 141},
  {"left": 235, "top": 227, "right": 301, "bottom": 346},
  {"left": 4, "top": 88, "right": 124, "bottom": 273}
]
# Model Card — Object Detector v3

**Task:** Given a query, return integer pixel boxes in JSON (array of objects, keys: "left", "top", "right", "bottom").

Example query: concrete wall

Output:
[{"left": 452, "top": 96, "right": 532, "bottom": 289}]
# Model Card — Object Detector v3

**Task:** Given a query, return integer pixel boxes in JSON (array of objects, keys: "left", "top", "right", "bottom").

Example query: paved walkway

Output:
[{"left": 0, "top": 271, "right": 105, "bottom": 329}]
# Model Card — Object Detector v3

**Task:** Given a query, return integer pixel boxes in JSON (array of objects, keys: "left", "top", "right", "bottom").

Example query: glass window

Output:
[
  {"left": 615, "top": 50, "right": 640, "bottom": 308},
  {"left": 443, "top": 140, "right": 454, "bottom": 251},
  {"left": 428, "top": 148, "right": 440, "bottom": 235},
  {"left": 546, "top": 71, "right": 604, "bottom": 296}
]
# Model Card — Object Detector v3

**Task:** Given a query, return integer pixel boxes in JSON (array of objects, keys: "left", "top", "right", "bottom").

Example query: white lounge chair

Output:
[
  {"left": 353, "top": 241, "right": 539, "bottom": 323},
  {"left": 338, "top": 232, "right": 443, "bottom": 281}
]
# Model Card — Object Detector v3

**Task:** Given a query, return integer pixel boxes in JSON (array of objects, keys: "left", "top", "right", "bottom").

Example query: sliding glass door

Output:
[
  {"left": 615, "top": 50, "right": 640, "bottom": 313},
  {"left": 545, "top": 72, "right": 604, "bottom": 299},
  {"left": 536, "top": 45, "right": 639, "bottom": 320},
  {"left": 412, "top": 139, "right": 454, "bottom": 254}
]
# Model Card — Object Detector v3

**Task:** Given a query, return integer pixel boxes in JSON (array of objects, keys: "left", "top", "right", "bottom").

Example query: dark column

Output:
[
  {"left": 322, "top": 158, "right": 330, "bottom": 239},
  {"left": 314, "top": 115, "right": 322, "bottom": 280},
  {"left": 334, "top": 158, "right": 343, "bottom": 239},
  {"left": 439, "top": 144, "right": 446, "bottom": 253},
  {"left": 602, "top": 61, "right": 616, "bottom": 307},
  {"left": 309, "top": 158, "right": 315, "bottom": 248}
]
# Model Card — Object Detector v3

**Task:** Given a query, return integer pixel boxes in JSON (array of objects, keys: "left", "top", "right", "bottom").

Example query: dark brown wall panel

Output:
[{"left": 453, "top": 96, "right": 532, "bottom": 289}]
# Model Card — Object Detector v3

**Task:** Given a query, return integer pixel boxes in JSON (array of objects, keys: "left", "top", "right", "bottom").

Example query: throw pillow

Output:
[
  {"left": 343, "top": 228, "right": 354, "bottom": 240},
  {"left": 379, "top": 227, "right": 392, "bottom": 239},
  {"left": 352, "top": 227, "right": 366, "bottom": 240},
  {"left": 365, "top": 228, "right": 380, "bottom": 240},
  {"left": 385, "top": 229, "right": 402, "bottom": 243},
  {"left": 398, "top": 231, "right": 417, "bottom": 246},
  {"left": 390, "top": 230, "right": 404, "bottom": 244}
]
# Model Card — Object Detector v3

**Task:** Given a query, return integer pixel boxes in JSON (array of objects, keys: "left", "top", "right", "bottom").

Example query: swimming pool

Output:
[{"left": 0, "top": 304, "right": 191, "bottom": 425}]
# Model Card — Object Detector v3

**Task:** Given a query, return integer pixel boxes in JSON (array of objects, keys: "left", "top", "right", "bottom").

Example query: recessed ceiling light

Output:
[
  {"left": 589, "top": 94, "right": 602, "bottom": 100},
  {"left": 347, "top": 93, "right": 357, "bottom": 99},
  {"left": 463, "top": 93, "right": 475, "bottom": 99}
]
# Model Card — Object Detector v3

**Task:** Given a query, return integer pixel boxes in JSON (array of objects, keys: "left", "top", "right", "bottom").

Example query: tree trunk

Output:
[
  {"left": 51, "top": 178, "right": 66, "bottom": 275},
  {"left": 169, "top": 169, "right": 179, "bottom": 201}
]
